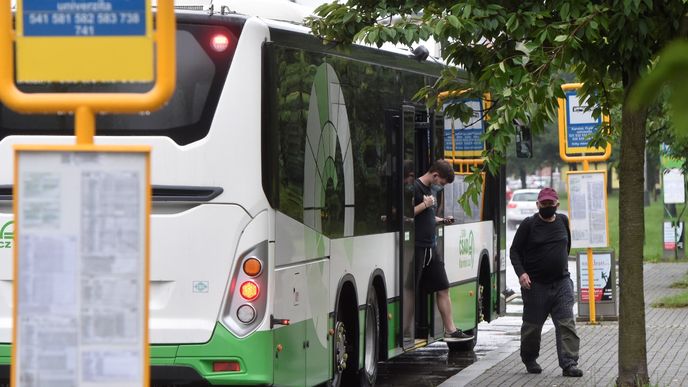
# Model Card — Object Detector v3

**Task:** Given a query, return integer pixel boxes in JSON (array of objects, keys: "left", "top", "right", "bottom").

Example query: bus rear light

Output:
[
  {"left": 242, "top": 257, "right": 262, "bottom": 277},
  {"left": 213, "top": 361, "right": 241, "bottom": 372},
  {"left": 210, "top": 34, "right": 230, "bottom": 52},
  {"left": 236, "top": 304, "right": 256, "bottom": 324},
  {"left": 239, "top": 281, "right": 259, "bottom": 301},
  {"left": 221, "top": 241, "right": 268, "bottom": 338}
]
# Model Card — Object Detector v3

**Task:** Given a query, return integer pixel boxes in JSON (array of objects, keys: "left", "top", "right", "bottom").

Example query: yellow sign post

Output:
[
  {"left": 557, "top": 83, "right": 611, "bottom": 325},
  {"left": 15, "top": 0, "right": 154, "bottom": 82},
  {"left": 0, "top": 0, "right": 175, "bottom": 144},
  {"left": 0, "top": 0, "right": 175, "bottom": 384}
]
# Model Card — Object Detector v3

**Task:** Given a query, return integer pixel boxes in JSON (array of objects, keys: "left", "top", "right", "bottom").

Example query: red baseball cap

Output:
[{"left": 537, "top": 187, "right": 559, "bottom": 202}]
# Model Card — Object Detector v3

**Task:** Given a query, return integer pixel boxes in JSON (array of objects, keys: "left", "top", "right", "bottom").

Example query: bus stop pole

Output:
[
  {"left": 582, "top": 159, "right": 597, "bottom": 324},
  {"left": 75, "top": 106, "right": 95, "bottom": 145}
]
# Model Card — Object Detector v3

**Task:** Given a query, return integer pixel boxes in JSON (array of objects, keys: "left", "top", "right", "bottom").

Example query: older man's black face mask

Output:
[{"left": 538, "top": 206, "right": 556, "bottom": 219}]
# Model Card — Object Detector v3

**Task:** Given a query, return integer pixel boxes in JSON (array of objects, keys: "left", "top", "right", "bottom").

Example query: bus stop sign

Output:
[{"left": 16, "top": 0, "right": 153, "bottom": 82}]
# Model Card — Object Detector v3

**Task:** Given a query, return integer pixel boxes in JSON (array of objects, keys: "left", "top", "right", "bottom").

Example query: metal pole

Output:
[
  {"left": 582, "top": 159, "right": 597, "bottom": 324},
  {"left": 75, "top": 106, "right": 95, "bottom": 145}
]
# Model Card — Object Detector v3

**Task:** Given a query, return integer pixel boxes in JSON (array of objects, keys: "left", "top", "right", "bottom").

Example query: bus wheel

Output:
[
  {"left": 332, "top": 321, "right": 348, "bottom": 387},
  {"left": 360, "top": 289, "right": 380, "bottom": 386},
  {"left": 331, "top": 309, "right": 357, "bottom": 386},
  {"left": 447, "top": 284, "right": 482, "bottom": 352}
]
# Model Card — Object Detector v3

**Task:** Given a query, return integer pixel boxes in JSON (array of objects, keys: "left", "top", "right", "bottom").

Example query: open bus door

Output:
[
  {"left": 392, "top": 105, "right": 418, "bottom": 350},
  {"left": 393, "top": 105, "right": 445, "bottom": 350}
]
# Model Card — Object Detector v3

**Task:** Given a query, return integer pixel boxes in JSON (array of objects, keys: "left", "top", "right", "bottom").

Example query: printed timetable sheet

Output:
[{"left": 15, "top": 149, "right": 148, "bottom": 387}]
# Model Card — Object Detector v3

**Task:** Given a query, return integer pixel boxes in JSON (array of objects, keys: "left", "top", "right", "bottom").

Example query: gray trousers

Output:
[{"left": 521, "top": 277, "right": 580, "bottom": 370}]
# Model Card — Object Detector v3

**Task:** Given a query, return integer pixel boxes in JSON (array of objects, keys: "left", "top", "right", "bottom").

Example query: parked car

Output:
[{"left": 506, "top": 188, "right": 540, "bottom": 229}]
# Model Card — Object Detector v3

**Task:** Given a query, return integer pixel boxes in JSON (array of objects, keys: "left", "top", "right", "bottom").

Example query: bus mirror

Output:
[{"left": 514, "top": 120, "right": 532, "bottom": 159}]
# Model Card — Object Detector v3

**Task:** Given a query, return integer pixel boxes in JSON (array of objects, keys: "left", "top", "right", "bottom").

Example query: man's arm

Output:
[
  {"left": 561, "top": 214, "right": 571, "bottom": 254},
  {"left": 509, "top": 217, "right": 531, "bottom": 278}
]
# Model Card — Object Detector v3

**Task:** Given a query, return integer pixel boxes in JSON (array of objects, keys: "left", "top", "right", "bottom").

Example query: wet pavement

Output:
[
  {"left": 377, "top": 224, "right": 578, "bottom": 386},
  {"left": 376, "top": 312, "right": 528, "bottom": 386}
]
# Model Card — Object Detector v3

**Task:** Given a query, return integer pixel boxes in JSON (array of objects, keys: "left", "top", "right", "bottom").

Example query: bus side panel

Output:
[
  {"left": 273, "top": 265, "right": 307, "bottom": 387},
  {"left": 443, "top": 221, "right": 494, "bottom": 330},
  {"left": 443, "top": 221, "right": 494, "bottom": 282},
  {"left": 329, "top": 233, "right": 398, "bottom": 311},
  {"left": 273, "top": 259, "right": 329, "bottom": 387}
]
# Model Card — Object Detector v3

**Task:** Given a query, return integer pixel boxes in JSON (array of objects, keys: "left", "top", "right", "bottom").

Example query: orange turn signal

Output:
[{"left": 243, "top": 258, "right": 262, "bottom": 277}]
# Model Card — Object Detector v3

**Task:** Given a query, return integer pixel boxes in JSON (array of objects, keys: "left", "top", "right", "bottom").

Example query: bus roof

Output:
[{"left": 160, "top": 0, "right": 314, "bottom": 24}]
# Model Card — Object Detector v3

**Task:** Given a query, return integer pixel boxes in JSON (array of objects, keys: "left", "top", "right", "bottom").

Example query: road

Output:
[{"left": 377, "top": 222, "right": 580, "bottom": 386}]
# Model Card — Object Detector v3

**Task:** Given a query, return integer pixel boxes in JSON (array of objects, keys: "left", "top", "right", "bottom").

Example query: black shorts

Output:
[{"left": 416, "top": 246, "right": 449, "bottom": 293}]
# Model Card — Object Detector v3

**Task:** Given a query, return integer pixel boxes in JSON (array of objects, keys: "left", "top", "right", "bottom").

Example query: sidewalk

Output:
[{"left": 441, "top": 262, "right": 688, "bottom": 386}]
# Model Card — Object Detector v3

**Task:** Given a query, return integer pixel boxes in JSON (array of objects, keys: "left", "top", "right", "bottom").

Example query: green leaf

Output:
[
  {"left": 435, "top": 19, "right": 447, "bottom": 36},
  {"left": 560, "top": 3, "right": 570, "bottom": 19},
  {"left": 447, "top": 15, "right": 460, "bottom": 29},
  {"left": 506, "top": 14, "right": 516, "bottom": 30},
  {"left": 463, "top": 4, "right": 472, "bottom": 19},
  {"left": 554, "top": 34, "right": 568, "bottom": 42},
  {"left": 404, "top": 28, "right": 415, "bottom": 43},
  {"left": 368, "top": 29, "right": 379, "bottom": 44}
]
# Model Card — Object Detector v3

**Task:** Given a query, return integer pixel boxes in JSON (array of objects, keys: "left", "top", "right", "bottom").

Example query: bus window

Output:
[{"left": 0, "top": 21, "right": 242, "bottom": 145}]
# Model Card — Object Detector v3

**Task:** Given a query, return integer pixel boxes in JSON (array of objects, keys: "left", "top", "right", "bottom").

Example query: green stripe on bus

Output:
[
  {"left": 449, "top": 281, "right": 479, "bottom": 331},
  {"left": 151, "top": 323, "right": 274, "bottom": 385}
]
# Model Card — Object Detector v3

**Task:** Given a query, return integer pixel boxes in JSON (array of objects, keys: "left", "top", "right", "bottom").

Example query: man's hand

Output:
[
  {"left": 422, "top": 195, "right": 435, "bottom": 209},
  {"left": 519, "top": 273, "right": 531, "bottom": 289}
]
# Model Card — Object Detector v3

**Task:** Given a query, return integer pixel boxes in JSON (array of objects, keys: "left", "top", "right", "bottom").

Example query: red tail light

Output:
[
  {"left": 213, "top": 361, "right": 241, "bottom": 372},
  {"left": 507, "top": 202, "right": 517, "bottom": 209},
  {"left": 239, "top": 281, "right": 259, "bottom": 301},
  {"left": 210, "top": 34, "right": 230, "bottom": 52}
]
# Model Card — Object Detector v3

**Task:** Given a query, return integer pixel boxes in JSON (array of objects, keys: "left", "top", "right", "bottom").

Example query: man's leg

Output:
[
  {"left": 520, "top": 282, "right": 548, "bottom": 372},
  {"left": 436, "top": 289, "right": 456, "bottom": 332},
  {"left": 552, "top": 278, "right": 581, "bottom": 374}
]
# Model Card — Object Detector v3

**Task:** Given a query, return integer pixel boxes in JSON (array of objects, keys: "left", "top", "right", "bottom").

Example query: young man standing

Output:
[
  {"left": 510, "top": 187, "right": 583, "bottom": 377},
  {"left": 414, "top": 159, "right": 473, "bottom": 342}
]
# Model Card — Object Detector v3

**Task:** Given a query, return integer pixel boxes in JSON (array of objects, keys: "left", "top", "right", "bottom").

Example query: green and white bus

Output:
[{"left": 0, "top": 1, "right": 507, "bottom": 385}]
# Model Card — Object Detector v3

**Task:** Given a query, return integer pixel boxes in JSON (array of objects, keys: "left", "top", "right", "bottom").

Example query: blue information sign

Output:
[
  {"left": 22, "top": 0, "right": 146, "bottom": 37},
  {"left": 565, "top": 91, "right": 602, "bottom": 150},
  {"left": 443, "top": 99, "right": 485, "bottom": 154}
]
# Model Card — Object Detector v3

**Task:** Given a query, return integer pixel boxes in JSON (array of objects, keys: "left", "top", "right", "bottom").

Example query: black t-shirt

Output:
[
  {"left": 414, "top": 178, "right": 436, "bottom": 248},
  {"left": 509, "top": 213, "right": 571, "bottom": 284}
]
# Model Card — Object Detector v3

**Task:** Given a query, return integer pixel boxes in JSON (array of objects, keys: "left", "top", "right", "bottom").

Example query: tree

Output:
[{"left": 307, "top": 2, "right": 688, "bottom": 385}]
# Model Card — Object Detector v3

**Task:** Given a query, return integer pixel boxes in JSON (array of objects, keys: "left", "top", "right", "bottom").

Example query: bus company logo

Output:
[
  {"left": 0, "top": 221, "right": 13, "bottom": 249},
  {"left": 458, "top": 229, "right": 474, "bottom": 269}
]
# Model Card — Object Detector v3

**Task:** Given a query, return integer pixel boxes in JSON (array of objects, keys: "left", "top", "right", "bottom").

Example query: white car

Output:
[{"left": 506, "top": 189, "right": 540, "bottom": 228}]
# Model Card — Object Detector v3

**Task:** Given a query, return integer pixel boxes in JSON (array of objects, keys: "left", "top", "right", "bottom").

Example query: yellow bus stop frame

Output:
[
  {"left": 557, "top": 83, "right": 611, "bottom": 164},
  {"left": 558, "top": 83, "right": 611, "bottom": 325},
  {"left": 0, "top": 0, "right": 176, "bottom": 145},
  {"left": 438, "top": 90, "right": 492, "bottom": 164}
]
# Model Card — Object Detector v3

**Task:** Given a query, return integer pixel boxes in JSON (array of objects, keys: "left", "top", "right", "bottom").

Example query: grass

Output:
[
  {"left": 652, "top": 274, "right": 688, "bottom": 307},
  {"left": 652, "top": 292, "right": 688, "bottom": 308},
  {"left": 669, "top": 278, "right": 688, "bottom": 288}
]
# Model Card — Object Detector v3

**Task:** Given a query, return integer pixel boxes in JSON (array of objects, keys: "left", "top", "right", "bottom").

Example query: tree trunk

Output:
[{"left": 616, "top": 77, "right": 649, "bottom": 386}]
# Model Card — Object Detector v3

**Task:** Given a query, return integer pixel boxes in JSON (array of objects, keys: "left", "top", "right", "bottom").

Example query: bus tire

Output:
[
  {"left": 331, "top": 286, "right": 358, "bottom": 387},
  {"left": 359, "top": 287, "right": 380, "bottom": 386}
]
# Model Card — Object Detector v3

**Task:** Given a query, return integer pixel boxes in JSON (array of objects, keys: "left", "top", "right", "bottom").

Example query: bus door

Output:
[
  {"left": 388, "top": 105, "right": 418, "bottom": 350},
  {"left": 430, "top": 111, "right": 446, "bottom": 341}
]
